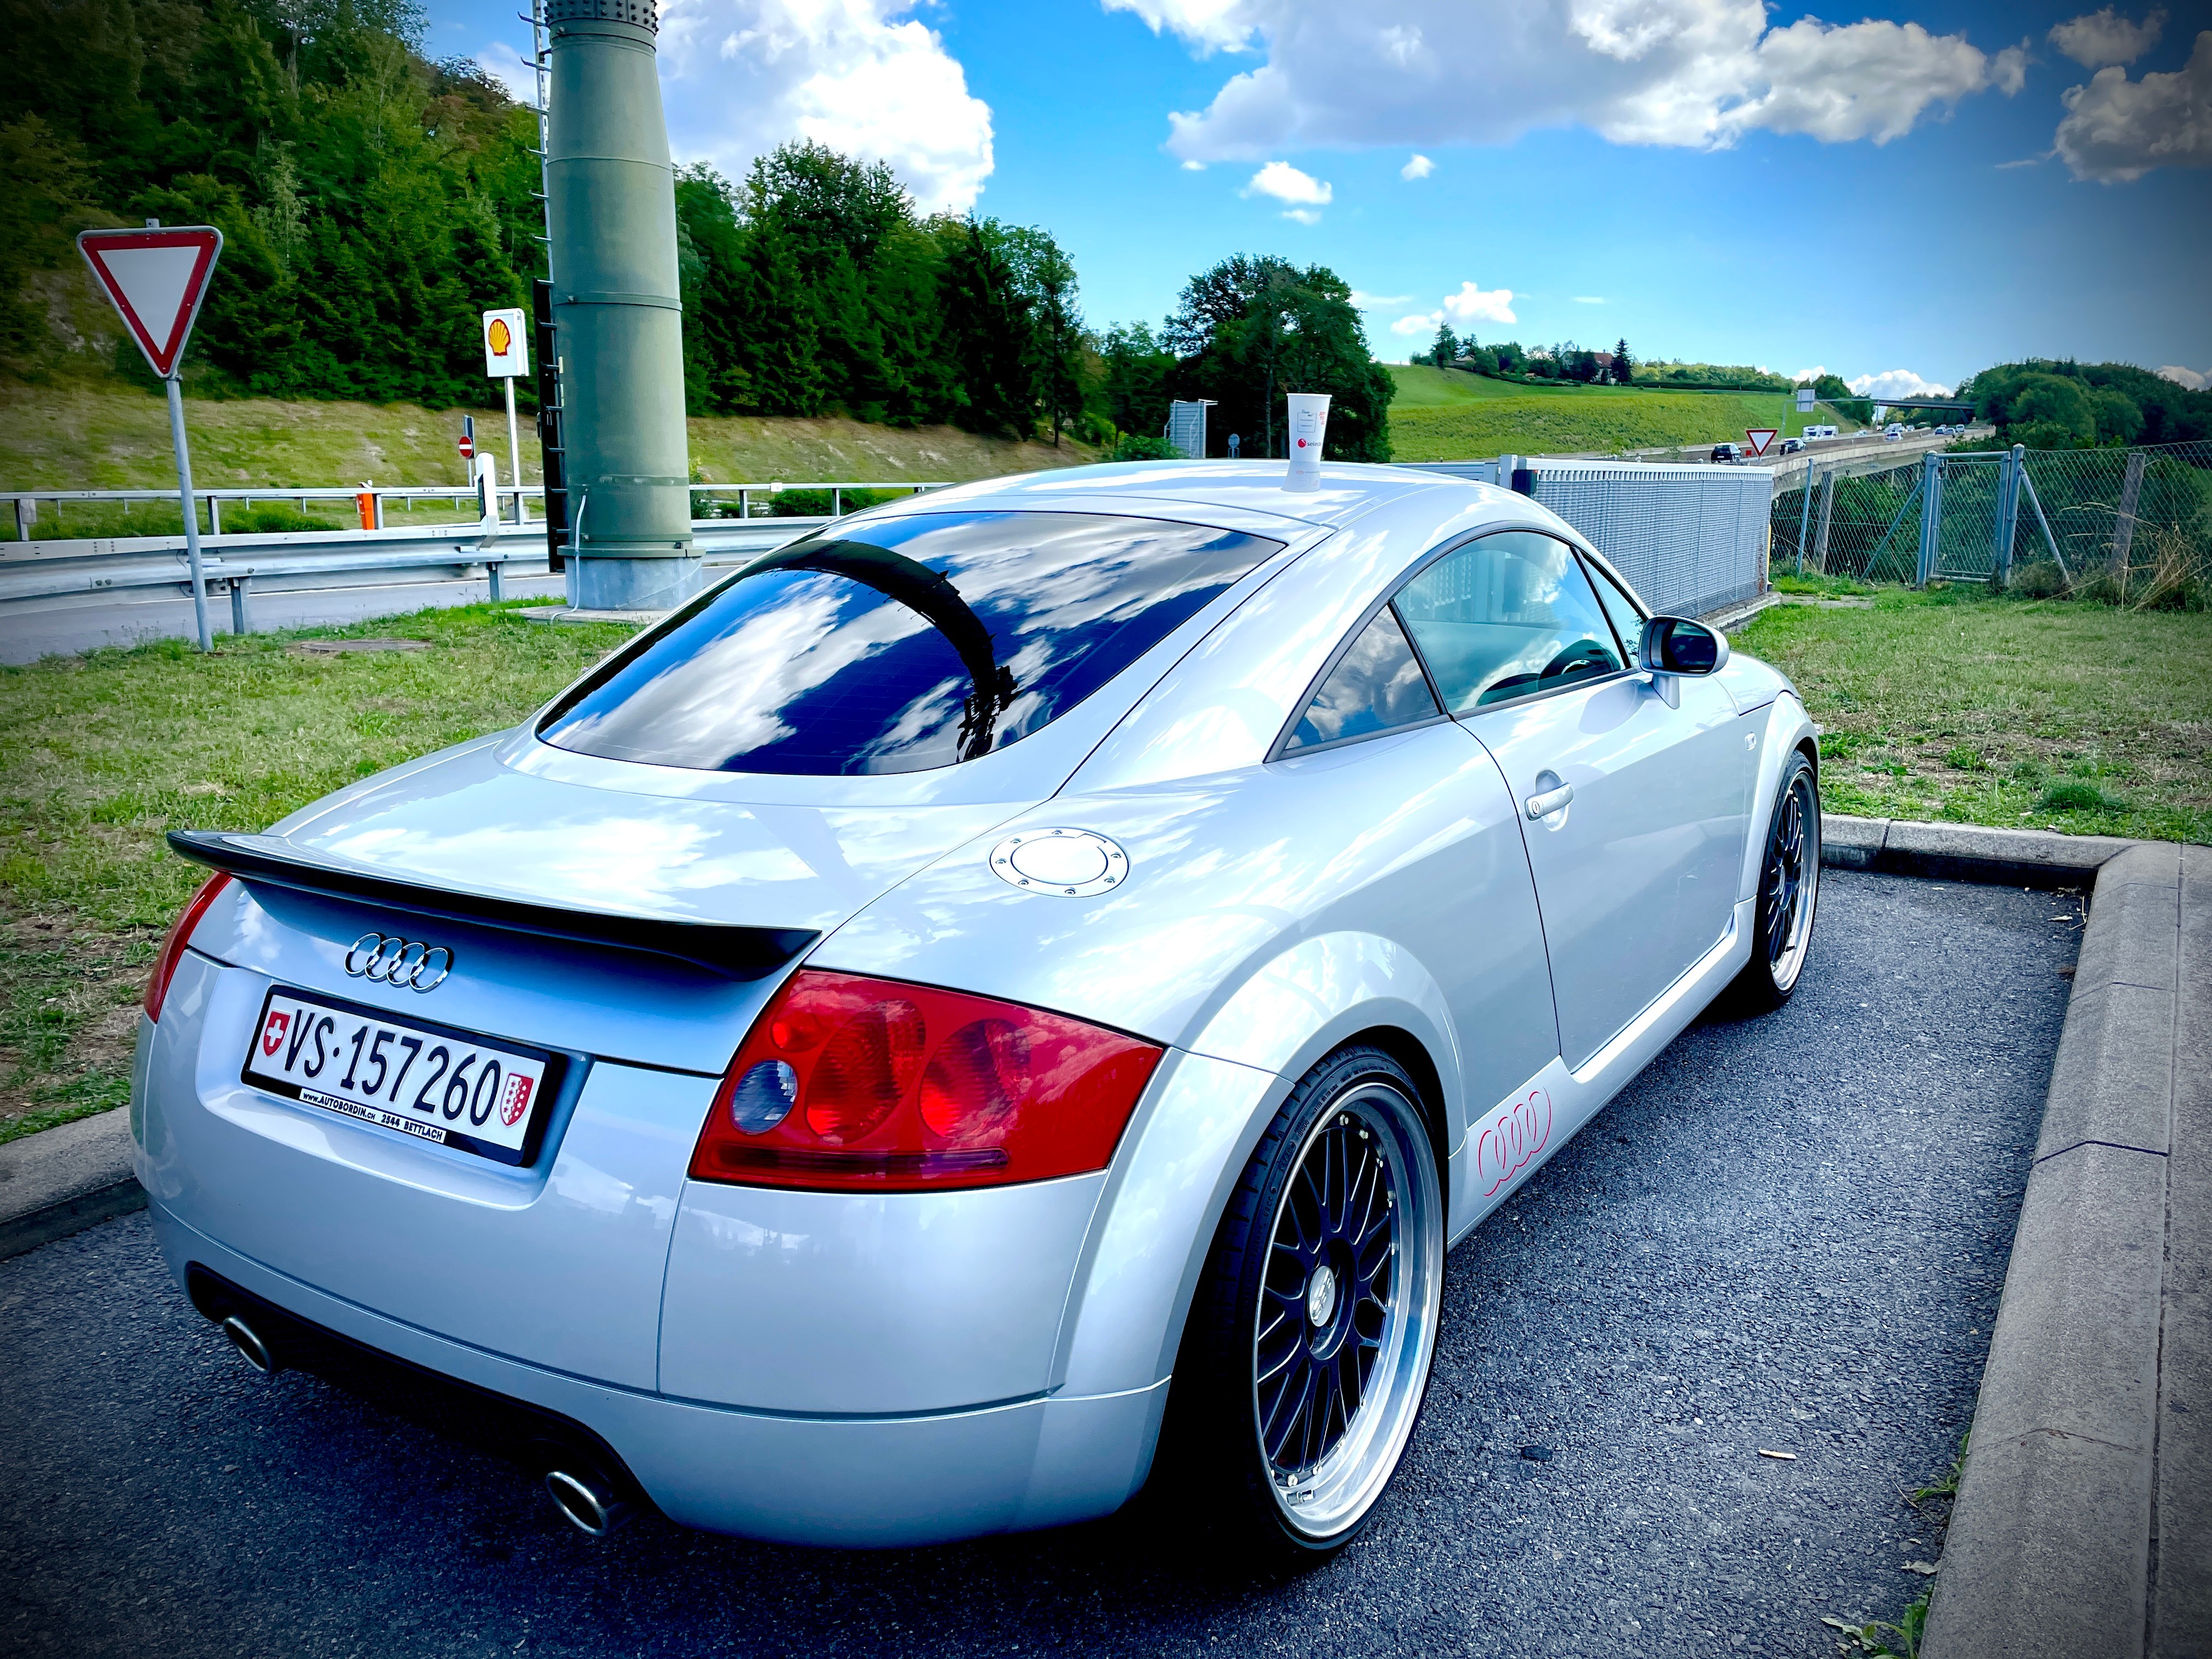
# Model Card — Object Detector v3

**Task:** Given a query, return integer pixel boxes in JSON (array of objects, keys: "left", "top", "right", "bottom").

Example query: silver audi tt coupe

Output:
[{"left": 136, "top": 461, "right": 1820, "bottom": 1557}]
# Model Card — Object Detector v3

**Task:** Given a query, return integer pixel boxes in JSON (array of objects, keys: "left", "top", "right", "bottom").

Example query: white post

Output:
[
  {"left": 505, "top": 376, "right": 526, "bottom": 523},
  {"left": 476, "top": 451, "right": 500, "bottom": 535},
  {"left": 166, "top": 375, "right": 212, "bottom": 651}
]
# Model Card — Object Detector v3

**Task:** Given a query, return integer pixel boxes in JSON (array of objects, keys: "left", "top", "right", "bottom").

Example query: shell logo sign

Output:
[{"left": 481, "top": 306, "right": 528, "bottom": 379}]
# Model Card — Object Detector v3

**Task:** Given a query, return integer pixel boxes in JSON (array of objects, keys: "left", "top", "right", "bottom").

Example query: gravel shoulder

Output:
[{"left": 0, "top": 872, "right": 2078, "bottom": 1659}]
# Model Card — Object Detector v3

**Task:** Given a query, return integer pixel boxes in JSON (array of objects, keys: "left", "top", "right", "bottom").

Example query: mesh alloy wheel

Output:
[
  {"left": 1759, "top": 763, "right": 1820, "bottom": 994},
  {"left": 1158, "top": 1046, "right": 1446, "bottom": 1557},
  {"left": 1251, "top": 1081, "right": 1441, "bottom": 1543},
  {"left": 1731, "top": 752, "right": 1821, "bottom": 1012}
]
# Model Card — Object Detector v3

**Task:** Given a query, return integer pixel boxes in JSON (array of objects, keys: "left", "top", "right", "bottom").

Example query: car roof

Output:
[{"left": 856, "top": 460, "right": 1462, "bottom": 533}]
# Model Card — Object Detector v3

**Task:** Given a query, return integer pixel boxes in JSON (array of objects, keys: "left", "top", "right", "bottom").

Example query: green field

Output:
[
  {"left": 1384, "top": 365, "right": 1855, "bottom": 460},
  {"left": 1, "top": 381, "right": 1096, "bottom": 540},
  {"left": 1731, "top": 589, "right": 2212, "bottom": 844}
]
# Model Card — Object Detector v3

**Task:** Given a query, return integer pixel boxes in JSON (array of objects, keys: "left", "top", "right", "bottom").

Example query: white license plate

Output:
[{"left": 242, "top": 989, "right": 554, "bottom": 1165}]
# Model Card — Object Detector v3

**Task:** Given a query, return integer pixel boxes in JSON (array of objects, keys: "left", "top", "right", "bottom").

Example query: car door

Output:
[
  {"left": 1393, "top": 529, "right": 1753, "bottom": 1071},
  {"left": 1271, "top": 599, "right": 1562, "bottom": 1131}
]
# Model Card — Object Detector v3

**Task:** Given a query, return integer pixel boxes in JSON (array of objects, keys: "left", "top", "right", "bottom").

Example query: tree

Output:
[
  {"left": 1163, "top": 254, "right": 1395, "bottom": 460},
  {"left": 1611, "top": 337, "right": 1633, "bottom": 383},
  {"left": 944, "top": 217, "right": 1036, "bottom": 437},
  {"left": 1429, "top": 323, "right": 1458, "bottom": 368},
  {"left": 1005, "top": 225, "right": 1082, "bottom": 446},
  {"left": 1099, "top": 323, "right": 1174, "bottom": 439}
]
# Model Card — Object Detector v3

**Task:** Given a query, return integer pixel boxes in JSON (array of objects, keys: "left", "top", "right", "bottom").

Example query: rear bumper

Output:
[{"left": 150, "top": 1200, "right": 1170, "bottom": 1548}]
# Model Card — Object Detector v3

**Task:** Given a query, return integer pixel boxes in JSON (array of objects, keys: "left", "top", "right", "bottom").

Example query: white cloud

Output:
[
  {"left": 2050, "top": 7, "right": 2165, "bottom": 68},
  {"left": 1401, "top": 153, "right": 1436, "bottom": 178},
  {"left": 1281, "top": 207, "right": 1322, "bottom": 223},
  {"left": 658, "top": 0, "right": 994, "bottom": 213},
  {"left": 1442, "top": 279, "right": 1516, "bottom": 326},
  {"left": 2053, "top": 29, "right": 2212, "bottom": 182},
  {"left": 475, "top": 42, "right": 539, "bottom": 106},
  {"left": 1391, "top": 311, "right": 1443, "bottom": 337},
  {"left": 1573, "top": 295, "right": 1605, "bottom": 303},
  {"left": 1848, "top": 369, "right": 1953, "bottom": 400},
  {"left": 1104, "top": 0, "right": 2029, "bottom": 162},
  {"left": 1244, "top": 159, "right": 1333, "bottom": 205},
  {"left": 1792, "top": 365, "right": 1829, "bottom": 381},
  {"left": 1351, "top": 290, "right": 1413, "bottom": 306},
  {"left": 2159, "top": 364, "right": 2210, "bottom": 390}
]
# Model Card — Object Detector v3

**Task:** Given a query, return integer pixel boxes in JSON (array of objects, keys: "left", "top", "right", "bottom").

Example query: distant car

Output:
[
  {"left": 1711, "top": 443, "right": 1745, "bottom": 464},
  {"left": 1780, "top": 438, "right": 1805, "bottom": 455},
  {"left": 1884, "top": 424, "right": 1905, "bottom": 441}
]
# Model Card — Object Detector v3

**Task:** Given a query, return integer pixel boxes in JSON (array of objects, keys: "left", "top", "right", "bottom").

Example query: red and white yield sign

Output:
[
  {"left": 77, "top": 225, "right": 224, "bottom": 379},
  {"left": 1744, "top": 428, "right": 1780, "bottom": 458}
]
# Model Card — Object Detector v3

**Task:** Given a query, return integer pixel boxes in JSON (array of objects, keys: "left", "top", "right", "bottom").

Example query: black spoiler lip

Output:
[{"left": 167, "top": 830, "right": 818, "bottom": 981}]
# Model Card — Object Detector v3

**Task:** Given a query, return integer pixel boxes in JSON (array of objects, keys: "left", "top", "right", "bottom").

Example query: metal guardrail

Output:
[
  {"left": 1, "top": 480, "right": 953, "bottom": 540},
  {"left": 0, "top": 516, "right": 831, "bottom": 633}
]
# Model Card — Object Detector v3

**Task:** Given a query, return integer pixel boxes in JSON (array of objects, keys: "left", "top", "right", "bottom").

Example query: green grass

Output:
[
  {"left": 1383, "top": 365, "right": 1855, "bottom": 459},
  {"left": 1731, "top": 589, "right": 2212, "bottom": 843},
  {"left": 0, "top": 601, "right": 641, "bottom": 1137}
]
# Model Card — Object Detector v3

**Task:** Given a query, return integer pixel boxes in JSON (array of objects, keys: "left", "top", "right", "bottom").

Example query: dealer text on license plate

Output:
[{"left": 242, "top": 989, "right": 551, "bottom": 1165}]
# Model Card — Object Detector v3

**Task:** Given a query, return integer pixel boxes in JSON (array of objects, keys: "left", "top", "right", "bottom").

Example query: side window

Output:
[
  {"left": 1394, "top": 531, "right": 1624, "bottom": 713},
  {"left": 1283, "top": 605, "right": 1442, "bottom": 753},
  {"left": 1581, "top": 554, "right": 1647, "bottom": 662}
]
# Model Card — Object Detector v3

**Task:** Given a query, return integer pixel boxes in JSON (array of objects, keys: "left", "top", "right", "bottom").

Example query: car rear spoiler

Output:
[{"left": 167, "top": 830, "right": 817, "bottom": 981}]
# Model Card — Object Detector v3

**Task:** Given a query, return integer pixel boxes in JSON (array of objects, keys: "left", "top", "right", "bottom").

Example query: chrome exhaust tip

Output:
[
  {"left": 220, "top": 1314, "right": 278, "bottom": 1375},
  {"left": 545, "top": 1468, "right": 635, "bottom": 1537}
]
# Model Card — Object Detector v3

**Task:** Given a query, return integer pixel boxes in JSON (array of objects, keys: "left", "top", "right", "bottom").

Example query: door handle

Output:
[{"left": 1525, "top": 782, "right": 1574, "bottom": 819}]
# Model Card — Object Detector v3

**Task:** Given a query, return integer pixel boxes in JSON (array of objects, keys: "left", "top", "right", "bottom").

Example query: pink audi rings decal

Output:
[{"left": 1475, "top": 1087, "right": 1554, "bottom": 1199}]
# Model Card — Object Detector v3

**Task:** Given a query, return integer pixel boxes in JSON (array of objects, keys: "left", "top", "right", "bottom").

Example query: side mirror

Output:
[{"left": 1639, "top": 616, "right": 1730, "bottom": 677}]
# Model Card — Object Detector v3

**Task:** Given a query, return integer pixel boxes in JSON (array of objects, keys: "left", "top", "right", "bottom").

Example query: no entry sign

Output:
[{"left": 78, "top": 226, "right": 223, "bottom": 380}]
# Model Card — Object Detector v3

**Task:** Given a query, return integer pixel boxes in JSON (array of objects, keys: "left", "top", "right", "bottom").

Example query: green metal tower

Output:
[{"left": 545, "top": 0, "right": 697, "bottom": 611}]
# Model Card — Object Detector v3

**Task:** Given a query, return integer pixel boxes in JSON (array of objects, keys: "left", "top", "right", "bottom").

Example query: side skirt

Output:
[{"left": 1447, "top": 897, "right": 1754, "bottom": 1245}]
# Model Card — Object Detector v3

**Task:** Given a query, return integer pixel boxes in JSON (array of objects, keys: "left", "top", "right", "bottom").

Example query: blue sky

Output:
[{"left": 427, "top": 0, "right": 2212, "bottom": 397}]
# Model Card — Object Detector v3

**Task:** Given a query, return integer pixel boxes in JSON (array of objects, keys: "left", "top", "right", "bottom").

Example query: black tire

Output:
[
  {"left": 1727, "top": 749, "right": 1821, "bottom": 1013},
  {"left": 1154, "top": 1045, "right": 1446, "bottom": 1565}
]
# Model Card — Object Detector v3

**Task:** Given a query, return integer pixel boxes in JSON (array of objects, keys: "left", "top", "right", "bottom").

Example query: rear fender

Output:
[{"left": 1053, "top": 930, "right": 1463, "bottom": 1402}]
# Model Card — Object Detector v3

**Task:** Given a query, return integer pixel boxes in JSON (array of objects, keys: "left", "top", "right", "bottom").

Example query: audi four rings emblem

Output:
[{"left": 344, "top": 933, "right": 454, "bottom": 991}]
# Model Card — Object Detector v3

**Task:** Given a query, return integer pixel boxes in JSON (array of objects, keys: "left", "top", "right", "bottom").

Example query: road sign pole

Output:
[
  {"left": 165, "top": 374, "right": 211, "bottom": 650},
  {"left": 504, "top": 377, "right": 525, "bottom": 523}
]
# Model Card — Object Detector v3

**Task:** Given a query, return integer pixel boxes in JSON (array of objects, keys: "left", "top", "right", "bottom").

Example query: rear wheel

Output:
[
  {"left": 1160, "top": 1045, "right": 1444, "bottom": 1563},
  {"left": 1728, "top": 751, "right": 1821, "bottom": 1013}
]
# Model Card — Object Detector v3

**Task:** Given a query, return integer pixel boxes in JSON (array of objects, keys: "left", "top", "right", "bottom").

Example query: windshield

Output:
[{"left": 536, "top": 510, "right": 1283, "bottom": 775}]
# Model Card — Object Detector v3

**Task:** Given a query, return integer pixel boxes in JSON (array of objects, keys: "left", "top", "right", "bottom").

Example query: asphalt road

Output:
[
  {"left": 0, "top": 871, "right": 2081, "bottom": 1659},
  {"left": 0, "top": 572, "right": 570, "bottom": 664}
]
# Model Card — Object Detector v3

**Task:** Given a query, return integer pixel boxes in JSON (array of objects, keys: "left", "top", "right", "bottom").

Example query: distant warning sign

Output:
[
  {"left": 483, "top": 307, "right": 529, "bottom": 378},
  {"left": 1745, "top": 428, "right": 1779, "bottom": 457},
  {"left": 77, "top": 225, "right": 223, "bottom": 379}
]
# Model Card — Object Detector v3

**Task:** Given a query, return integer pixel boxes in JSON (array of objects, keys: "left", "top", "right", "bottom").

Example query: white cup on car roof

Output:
[{"left": 1284, "top": 393, "right": 1331, "bottom": 491}]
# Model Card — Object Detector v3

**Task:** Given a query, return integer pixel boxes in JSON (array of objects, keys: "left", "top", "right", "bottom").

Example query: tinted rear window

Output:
[{"left": 537, "top": 511, "right": 1282, "bottom": 775}]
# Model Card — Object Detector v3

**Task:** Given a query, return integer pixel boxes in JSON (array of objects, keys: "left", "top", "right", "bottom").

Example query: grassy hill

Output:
[
  {"left": 1384, "top": 365, "right": 1864, "bottom": 460},
  {"left": 1, "top": 381, "right": 1099, "bottom": 539}
]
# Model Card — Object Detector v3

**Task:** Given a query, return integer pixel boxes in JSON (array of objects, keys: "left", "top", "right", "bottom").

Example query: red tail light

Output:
[
  {"left": 145, "top": 873, "right": 233, "bottom": 1023},
  {"left": 690, "top": 970, "right": 1163, "bottom": 1193}
]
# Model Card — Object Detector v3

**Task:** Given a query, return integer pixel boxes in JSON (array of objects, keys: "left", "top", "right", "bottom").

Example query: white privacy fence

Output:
[{"left": 1407, "top": 458, "right": 1774, "bottom": 619}]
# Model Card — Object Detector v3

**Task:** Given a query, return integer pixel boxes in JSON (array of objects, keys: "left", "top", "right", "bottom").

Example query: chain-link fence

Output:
[{"left": 1769, "top": 441, "right": 2212, "bottom": 604}]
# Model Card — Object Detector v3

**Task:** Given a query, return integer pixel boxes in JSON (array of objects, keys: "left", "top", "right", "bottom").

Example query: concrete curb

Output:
[
  {"left": 0, "top": 1108, "right": 143, "bottom": 1262},
  {"left": 1921, "top": 841, "right": 2208, "bottom": 1657},
  {"left": 1820, "top": 812, "right": 2135, "bottom": 889}
]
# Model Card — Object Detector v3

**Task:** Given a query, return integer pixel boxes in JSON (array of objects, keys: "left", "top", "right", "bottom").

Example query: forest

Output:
[{"left": 1, "top": 0, "right": 1393, "bottom": 459}]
